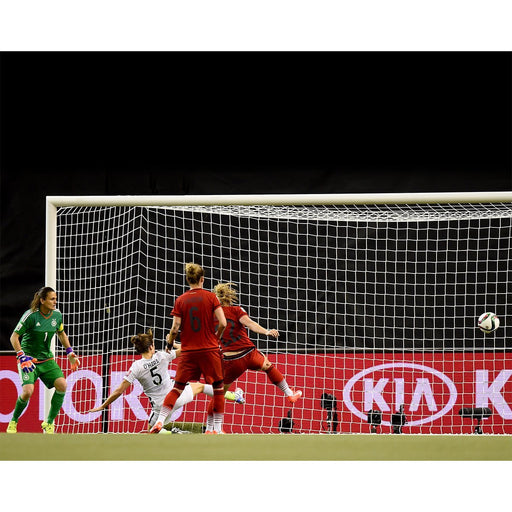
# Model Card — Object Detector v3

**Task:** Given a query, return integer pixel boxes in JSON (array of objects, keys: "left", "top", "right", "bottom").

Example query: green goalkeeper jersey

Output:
[{"left": 14, "top": 309, "right": 64, "bottom": 361}]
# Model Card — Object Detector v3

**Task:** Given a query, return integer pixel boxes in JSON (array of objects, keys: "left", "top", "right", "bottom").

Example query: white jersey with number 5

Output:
[{"left": 123, "top": 350, "right": 176, "bottom": 408}]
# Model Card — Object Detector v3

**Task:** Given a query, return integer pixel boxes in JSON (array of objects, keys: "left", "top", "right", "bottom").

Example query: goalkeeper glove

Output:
[
  {"left": 16, "top": 351, "right": 37, "bottom": 373},
  {"left": 66, "top": 347, "right": 80, "bottom": 371}
]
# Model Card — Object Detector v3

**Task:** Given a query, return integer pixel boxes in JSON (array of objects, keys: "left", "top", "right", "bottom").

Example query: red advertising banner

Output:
[
  {"left": 0, "top": 356, "right": 103, "bottom": 433},
  {"left": 1, "top": 353, "right": 511, "bottom": 434}
]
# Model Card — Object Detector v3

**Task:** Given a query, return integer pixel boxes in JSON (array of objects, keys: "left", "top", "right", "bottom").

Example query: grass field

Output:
[{"left": 1, "top": 433, "right": 511, "bottom": 460}]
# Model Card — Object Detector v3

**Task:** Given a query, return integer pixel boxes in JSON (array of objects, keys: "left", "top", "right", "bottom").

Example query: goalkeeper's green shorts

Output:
[{"left": 19, "top": 359, "right": 64, "bottom": 389}]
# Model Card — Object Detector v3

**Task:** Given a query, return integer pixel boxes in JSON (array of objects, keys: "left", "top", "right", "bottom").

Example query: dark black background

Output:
[{"left": 1, "top": 52, "right": 511, "bottom": 349}]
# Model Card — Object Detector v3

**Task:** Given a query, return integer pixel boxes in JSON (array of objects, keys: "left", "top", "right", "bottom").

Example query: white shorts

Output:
[{"left": 148, "top": 383, "right": 194, "bottom": 427}]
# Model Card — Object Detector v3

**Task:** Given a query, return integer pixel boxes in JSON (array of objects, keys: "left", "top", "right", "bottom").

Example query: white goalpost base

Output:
[{"left": 46, "top": 193, "right": 512, "bottom": 434}]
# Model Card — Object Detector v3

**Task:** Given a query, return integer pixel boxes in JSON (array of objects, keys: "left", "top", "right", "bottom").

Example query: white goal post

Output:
[{"left": 46, "top": 192, "right": 512, "bottom": 434}]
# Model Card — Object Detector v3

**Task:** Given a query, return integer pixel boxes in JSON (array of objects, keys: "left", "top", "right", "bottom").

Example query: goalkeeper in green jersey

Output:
[{"left": 6, "top": 286, "right": 80, "bottom": 434}]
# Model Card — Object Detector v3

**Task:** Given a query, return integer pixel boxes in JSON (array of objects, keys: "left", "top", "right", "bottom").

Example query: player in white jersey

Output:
[{"left": 88, "top": 329, "right": 244, "bottom": 433}]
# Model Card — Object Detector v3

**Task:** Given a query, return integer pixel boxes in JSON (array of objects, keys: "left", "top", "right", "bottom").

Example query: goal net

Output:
[{"left": 47, "top": 194, "right": 512, "bottom": 434}]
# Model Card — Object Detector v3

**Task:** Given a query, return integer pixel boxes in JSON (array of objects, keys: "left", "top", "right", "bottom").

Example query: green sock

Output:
[
  {"left": 12, "top": 397, "right": 29, "bottom": 421},
  {"left": 47, "top": 390, "right": 66, "bottom": 424}
]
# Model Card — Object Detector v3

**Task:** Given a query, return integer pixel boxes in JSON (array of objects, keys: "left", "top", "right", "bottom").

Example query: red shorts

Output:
[
  {"left": 175, "top": 349, "right": 224, "bottom": 386},
  {"left": 223, "top": 348, "right": 265, "bottom": 385}
]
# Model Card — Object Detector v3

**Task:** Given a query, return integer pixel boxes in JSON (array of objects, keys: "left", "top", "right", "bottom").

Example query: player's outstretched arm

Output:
[
  {"left": 165, "top": 333, "right": 182, "bottom": 357},
  {"left": 240, "top": 316, "right": 279, "bottom": 338},
  {"left": 88, "top": 380, "right": 131, "bottom": 412},
  {"left": 57, "top": 330, "right": 80, "bottom": 371}
]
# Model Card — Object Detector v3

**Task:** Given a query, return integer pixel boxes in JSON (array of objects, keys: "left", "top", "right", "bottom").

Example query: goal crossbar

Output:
[{"left": 47, "top": 191, "right": 512, "bottom": 208}]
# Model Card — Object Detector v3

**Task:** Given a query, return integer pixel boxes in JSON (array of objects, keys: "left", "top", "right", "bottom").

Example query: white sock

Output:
[
  {"left": 213, "top": 413, "right": 223, "bottom": 433},
  {"left": 202, "top": 384, "right": 213, "bottom": 397},
  {"left": 156, "top": 405, "right": 172, "bottom": 425},
  {"left": 277, "top": 380, "right": 292, "bottom": 396},
  {"left": 206, "top": 414, "right": 214, "bottom": 432},
  {"left": 174, "top": 386, "right": 194, "bottom": 409}
]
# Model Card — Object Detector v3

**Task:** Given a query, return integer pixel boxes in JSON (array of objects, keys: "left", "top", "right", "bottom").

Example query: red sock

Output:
[
  {"left": 163, "top": 388, "right": 181, "bottom": 409},
  {"left": 213, "top": 388, "right": 225, "bottom": 414},
  {"left": 265, "top": 365, "right": 284, "bottom": 385},
  {"left": 207, "top": 399, "right": 214, "bottom": 416}
]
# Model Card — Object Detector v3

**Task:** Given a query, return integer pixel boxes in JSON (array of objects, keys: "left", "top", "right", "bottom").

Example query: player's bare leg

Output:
[
  {"left": 150, "top": 385, "right": 184, "bottom": 433},
  {"left": 193, "top": 382, "right": 245, "bottom": 403},
  {"left": 261, "top": 357, "right": 302, "bottom": 404}
]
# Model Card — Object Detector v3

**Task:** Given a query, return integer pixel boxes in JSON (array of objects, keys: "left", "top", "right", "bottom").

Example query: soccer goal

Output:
[{"left": 46, "top": 192, "right": 512, "bottom": 434}]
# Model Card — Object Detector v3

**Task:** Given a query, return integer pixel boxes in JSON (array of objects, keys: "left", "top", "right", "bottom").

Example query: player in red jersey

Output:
[
  {"left": 205, "top": 282, "right": 302, "bottom": 432},
  {"left": 150, "top": 263, "right": 227, "bottom": 434}
]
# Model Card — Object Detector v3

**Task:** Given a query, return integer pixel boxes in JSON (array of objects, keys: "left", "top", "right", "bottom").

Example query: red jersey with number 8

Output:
[{"left": 171, "top": 289, "right": 222, "bottom": 352}]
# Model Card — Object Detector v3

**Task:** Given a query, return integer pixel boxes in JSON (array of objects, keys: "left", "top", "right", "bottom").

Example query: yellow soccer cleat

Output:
[
  {"left": 224, "top": 387, "right": 246, "bottom": 404},
  {"left": 41, "top": 421, "right": 55, "bottom": 434},
  {"left": 6, "top": 420, "right": 17, "bottom": 434}
]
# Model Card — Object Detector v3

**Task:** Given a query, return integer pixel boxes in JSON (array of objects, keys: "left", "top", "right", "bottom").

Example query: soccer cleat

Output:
[
  {"left": 170, "top": 427, "right": 190, "bottom": 434},
  {"left": 149, "top": 421, "right": 163, "bottom": 434},
  {"left": 286, "top": 389, "right": 302, "bottom": 404},
  {"left": 204, "top": 430, "right": 215, "bottom": 434},
  {"left": 224, "top": 390, "right": 236, "bottom": 401},
  {"left": 234, "top": 387, "right": 246, "bottom": 404},
  {"left": 41, "top": 421, "right": 55, "bottom": 434},
  {"left": 6, "top": 420, "right": 17, "bottom": 434}
]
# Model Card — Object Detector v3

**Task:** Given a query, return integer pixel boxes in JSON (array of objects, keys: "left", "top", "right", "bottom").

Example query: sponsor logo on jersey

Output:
[{"left": 36, "top": 322, "right": 41, "bottom": 326}]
